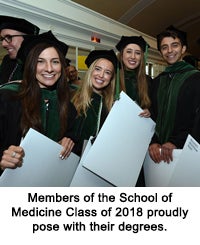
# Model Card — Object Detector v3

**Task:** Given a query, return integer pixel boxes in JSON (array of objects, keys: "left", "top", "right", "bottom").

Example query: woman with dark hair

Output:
[{"left": 0, "top": 31, "right": 77, "bottom": 173}]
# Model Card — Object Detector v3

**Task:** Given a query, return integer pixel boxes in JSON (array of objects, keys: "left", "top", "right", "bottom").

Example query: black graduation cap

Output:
[
  {"left": 0, "top": 15, "right": 40, "bottom": 35},
  {"left": 116, "top": 35, "right": 150, "bottom": 52},
  {"left": 85, "top": 49, "right": 118, "bottom": 71},
  {"left": 17, "top": 31, "right": 69, "bottom": 63}
]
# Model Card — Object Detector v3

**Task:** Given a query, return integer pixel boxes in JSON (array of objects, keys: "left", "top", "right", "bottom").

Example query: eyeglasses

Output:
[
  {"left": 0, "top": 34, "right": 25, "bottom": 43},
  {"left": 69, "top": 70, "right": 76, "bottom": 74}
]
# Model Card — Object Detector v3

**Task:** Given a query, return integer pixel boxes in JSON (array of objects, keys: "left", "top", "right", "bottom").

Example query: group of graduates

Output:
[{"left": 0, "top": 15, "right": 200, "bottom": 186}]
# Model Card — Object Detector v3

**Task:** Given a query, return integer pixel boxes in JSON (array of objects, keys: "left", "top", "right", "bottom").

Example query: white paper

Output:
[
  {"left": 0, "top": 128, "right": 80, "bottom": 187},
  {"left": 70, "top": 138, "right": 113, "bottom": 187},
  {"left": 82, "top": 91, "right": 156, "bottom": 187},
  {"left": 143, "top": 149, "right": 182, "bottom": 187},
  {"left": 169, "top": 135, "right": 200, "bottom": 186}
]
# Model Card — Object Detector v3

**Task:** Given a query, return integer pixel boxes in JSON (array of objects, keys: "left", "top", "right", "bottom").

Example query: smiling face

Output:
[
  {"left": 122, "top": 43, "right": 142, "bottom": 70},
  {"left": 159, "top": 37, "right": 186, "bottom": 65},
  {"left": 0, "top": 29, "right": 24, "bottom": 59},
  {"left": 36, "top": 47, "right": 61, "bottom": 88},
  {"left": 91, "top": 58, "right": 114, "bottom": 93}
]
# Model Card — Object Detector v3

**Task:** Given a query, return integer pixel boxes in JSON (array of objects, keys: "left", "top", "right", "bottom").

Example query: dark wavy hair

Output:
[
  {"left": 157, "top": 29, "right": 187, "bottom": 51},
  {"left": 18, "top": 42, "right": 70, "bottom": 138}
]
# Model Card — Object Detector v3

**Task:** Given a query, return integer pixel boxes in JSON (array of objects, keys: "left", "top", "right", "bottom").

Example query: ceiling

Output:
[{"left": 72, "top": 0, "right": 200, "bottom": 59}]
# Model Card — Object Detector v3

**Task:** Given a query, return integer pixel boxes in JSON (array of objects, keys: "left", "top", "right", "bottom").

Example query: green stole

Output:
[
  {"left": 156, "top": 61, "right": 199, "bottom": 143},
  {"left": 0, "top": 83, "right": 60, "bottom": 141},
  {"left": 0, "top": 81, "right": 21, "bottom": 91},
  {"left": 40, "top": 89, "right": 60, "bottom": 141},
  {"left": 124, "top": 70, "right": 139, "bottom": 103}
]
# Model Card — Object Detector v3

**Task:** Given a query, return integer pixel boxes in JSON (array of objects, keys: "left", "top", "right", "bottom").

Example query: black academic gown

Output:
[
  {"left": 150, "top": 63, "right": 200, "bottom": 148},
  {"left": 72, "top": 92, "right": 108, "bottom": 156},
  {"left": 191, "top": 105, "right": 200, "bottom": 144},
  {"left": 0, "top": 55, "right": 23, "bottom": 84},
  {"left": 0, "top": 82, "right": 79, "bottom": 175}
]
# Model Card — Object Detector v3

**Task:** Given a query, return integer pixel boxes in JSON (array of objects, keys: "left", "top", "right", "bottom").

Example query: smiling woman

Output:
[
  {"left": 36, "top": 47, "right": 62, "bottom": 88},
  {"left": 0, "top": 31, "right": 79, "bottom": 175},
  {"left": 71, "top": 49, "right": 118, "bottom": 155},
  {"left": 115, "top": 35, "right": 152, "bottom": 187}
]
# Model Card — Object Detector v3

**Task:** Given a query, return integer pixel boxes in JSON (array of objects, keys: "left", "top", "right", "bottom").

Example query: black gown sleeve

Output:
[
  {"left": 169, "top": 72, "right": 200, "bottom": 148},
  {"left": 64, "top": 102, "right": 82, "bottom": 156},
  {"left": 149, "top": 72, "right": 200, "bottom": 148},
  {"left": 0, "top": 90, "right": 22, "bottom": 175}
]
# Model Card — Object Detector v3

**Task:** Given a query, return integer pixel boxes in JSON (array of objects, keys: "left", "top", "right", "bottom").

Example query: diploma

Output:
[
  {"left": 82, "top": 91, "right": 155, "bottom": 187},
  {"left": 144, "top": 149, "right": 182, "bottom": 187},
  {"left": 0, "top": 128, "right": 80, "bottom": 187},
  {"left": 70, "top": 138, "right": 113, "bottom": 187},
  {"left": 169, "top": 135, "right": 200, "bottom": 187}
]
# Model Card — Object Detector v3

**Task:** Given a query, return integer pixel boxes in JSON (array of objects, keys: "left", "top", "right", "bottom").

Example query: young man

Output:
[
  {"left": 149, "top": 26, "right": 200, "bottom": 163},
  {"left": 0, "top": 15, "right": 40, "bottom": 84}
]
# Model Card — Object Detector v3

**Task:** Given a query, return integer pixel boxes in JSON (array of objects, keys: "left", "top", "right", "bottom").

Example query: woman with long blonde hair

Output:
[
  {"left": 72, "top": 49, "right": 117, "bottom": 154},
  {"left": 115, "top": 36, "right": 152, "bottom": 187},
  {"left": 116, "top": 35, "right": 152, "bottom": 116}
]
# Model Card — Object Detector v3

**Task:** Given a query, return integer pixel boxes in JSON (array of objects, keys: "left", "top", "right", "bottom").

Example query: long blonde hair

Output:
[
  {"left": 72, "top": 58, "right": 116, "bottom": 116},
  {"left": 118, "top": 50, "right": 151, "bottom": 109}
]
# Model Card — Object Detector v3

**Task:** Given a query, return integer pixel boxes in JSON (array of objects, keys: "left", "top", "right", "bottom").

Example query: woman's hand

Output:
[
  {"left": 0, "top": 145, "right": 24, "bottom": 170},
  {"left": 148, "top": 143, "right": 162, "bottom": 163},
  {"left": 58, "top": 137, "right": 75, "bottom": 159},
  {"left": 139, "top": 109, "right": 151, "bottom": 118}
]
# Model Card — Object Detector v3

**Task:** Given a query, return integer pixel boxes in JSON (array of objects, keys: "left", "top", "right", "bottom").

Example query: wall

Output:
[{"left": 0, "top": 0, "right": 164, "bottom": 67}]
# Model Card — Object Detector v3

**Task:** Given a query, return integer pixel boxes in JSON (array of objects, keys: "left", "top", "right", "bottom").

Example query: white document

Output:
[
  {"left": 0, "top": 128, "right": 80, "bottom": 187},
  {"left": 82, "top": 91, "right": 155, "bottom": 187},
  {"left": 143, "top": 149, "right": 182, "bottom": 187},
  {"left": 70, "top": 138, "right": 113, "bottom": 187},
  {"left": 169, "top": 135, "right": 200, "bottom": 186}
]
